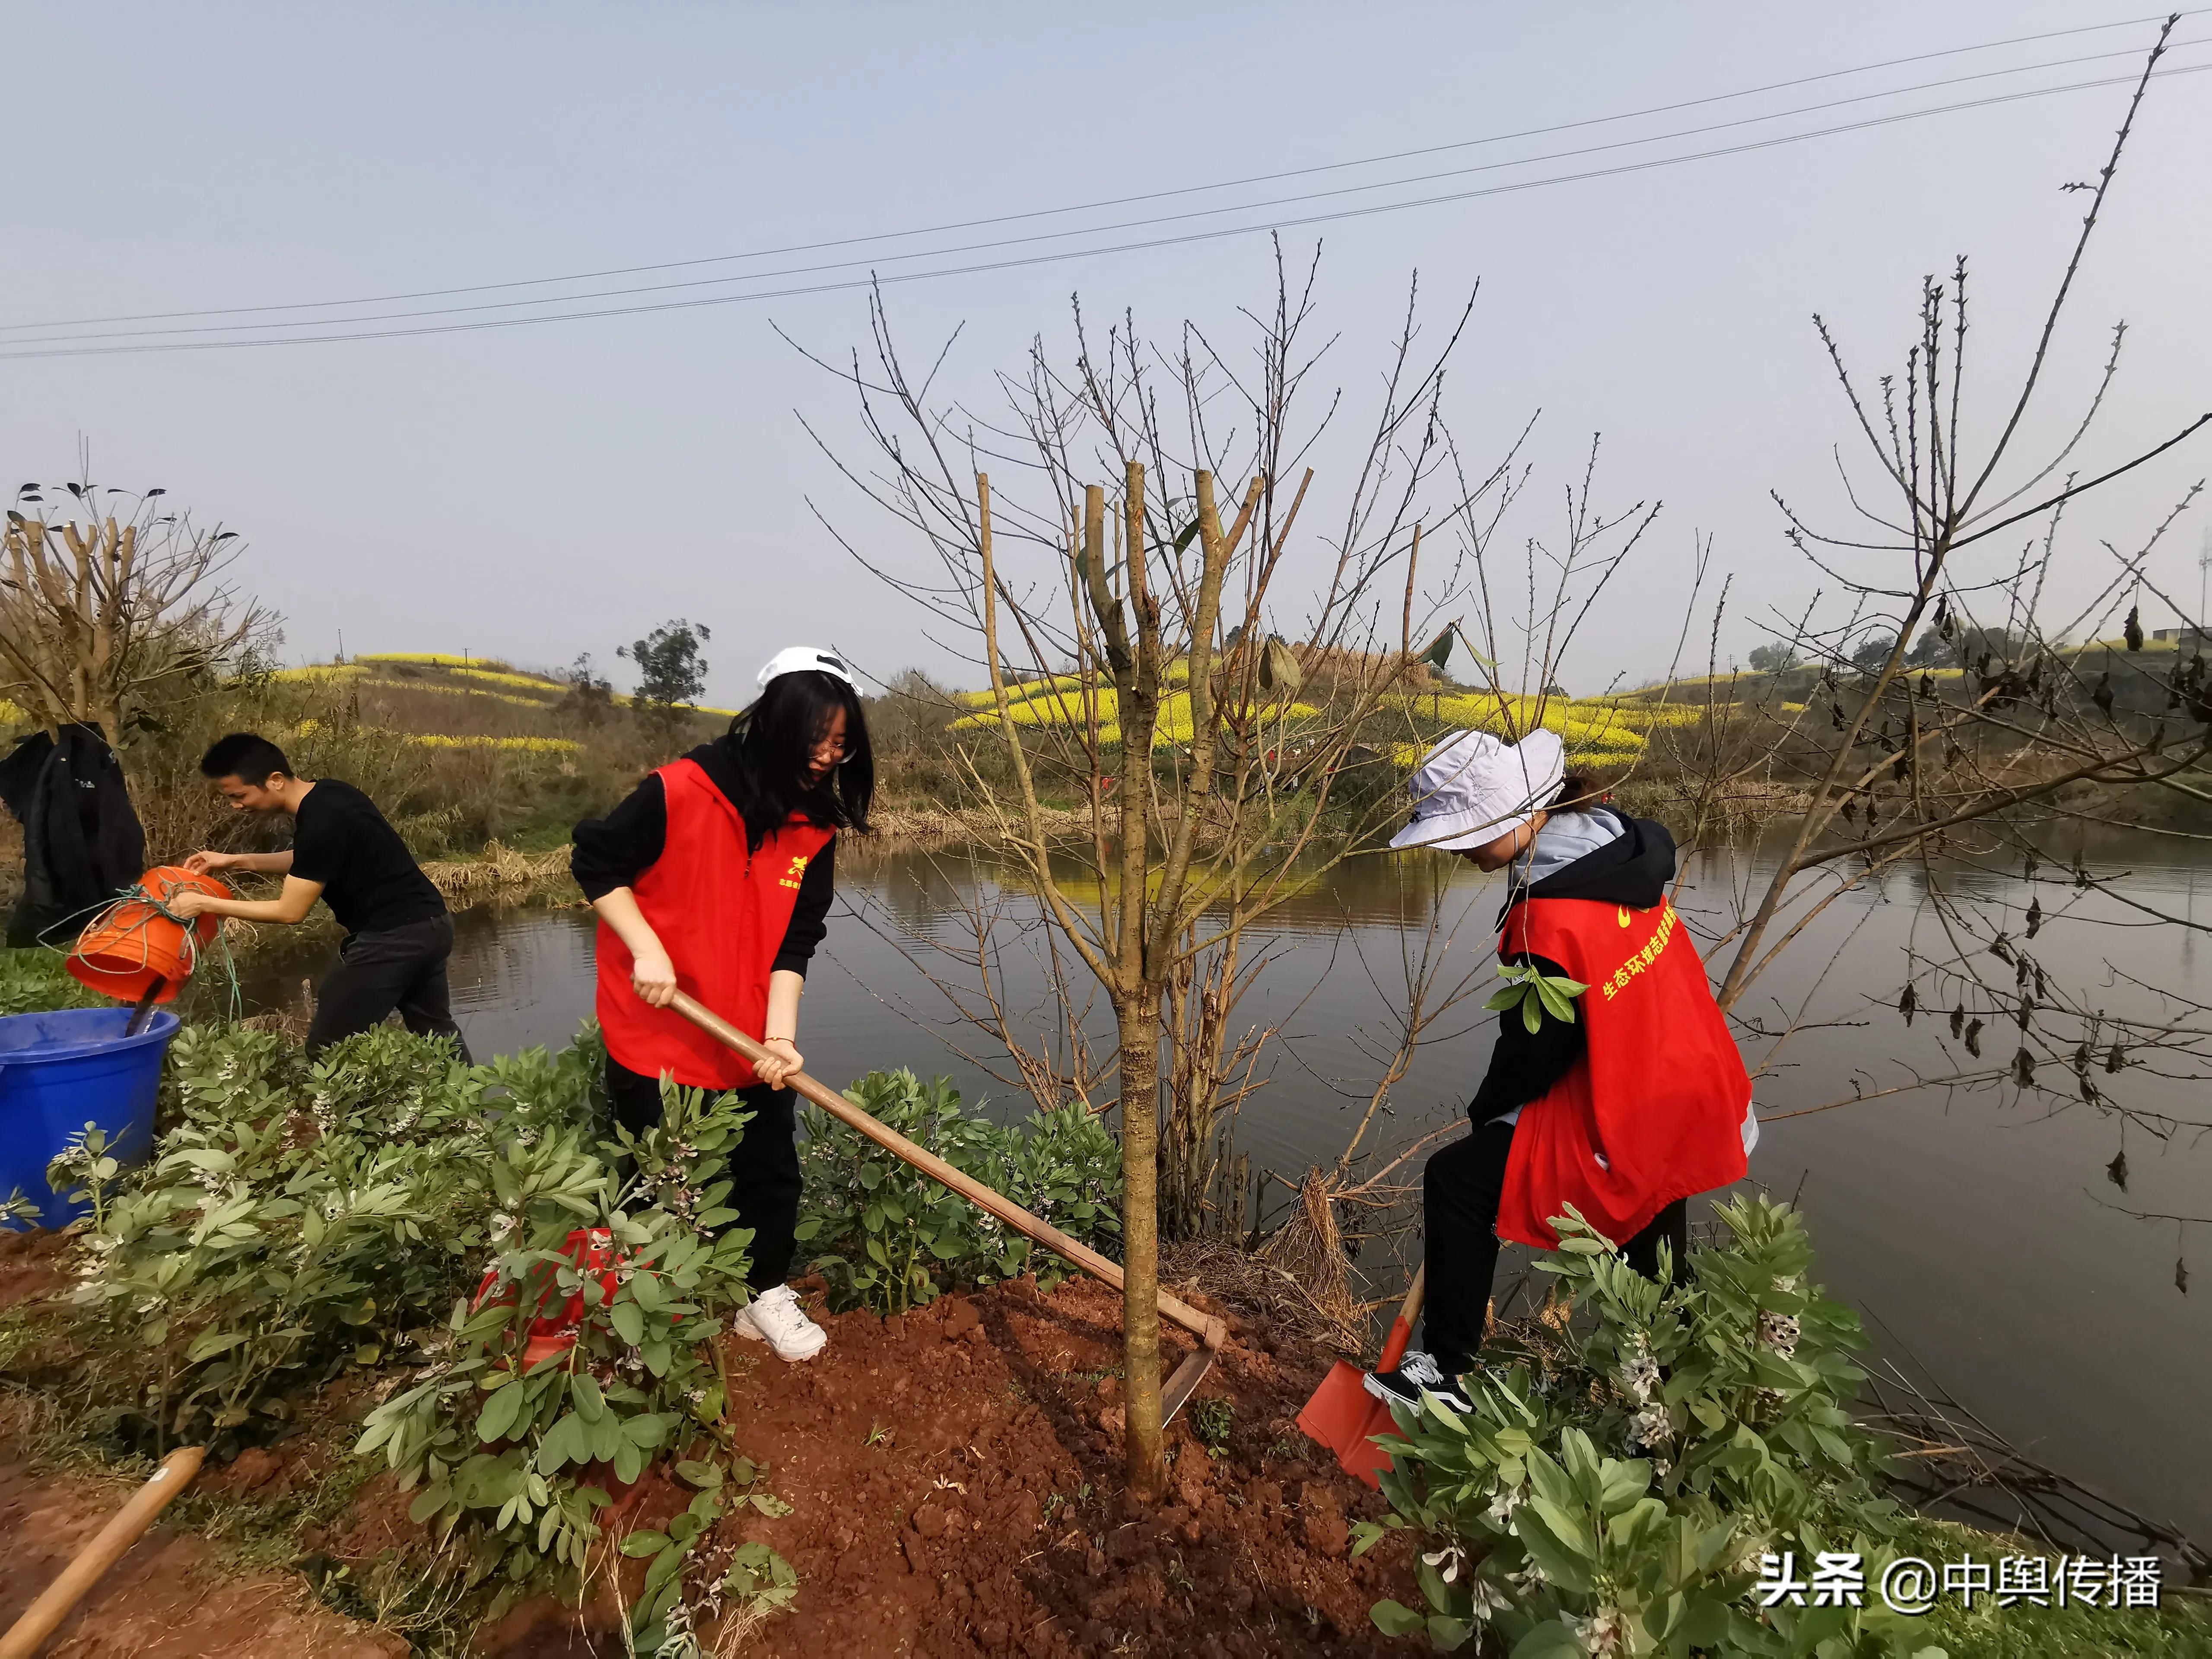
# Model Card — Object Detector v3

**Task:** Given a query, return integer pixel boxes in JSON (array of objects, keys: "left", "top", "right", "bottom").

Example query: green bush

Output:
[
  {"left": 1355, "top": 1197, "right": 1942, "bottom": 1658},
  {"left": 795, "top": 1069, "right": 1122, "bottom": 1316},
  {"left": 50, "top": 1020, "right": 799, "bottom": 1644},
  {"left": 0, "top": 948, "right": 103, "bottom": 1016},
  {"left": 357, "top": 1078, "right": 796, "bottom": 1639},
  {"left": 58, "top": 1026, "right": 608, "bottom": 1448}
]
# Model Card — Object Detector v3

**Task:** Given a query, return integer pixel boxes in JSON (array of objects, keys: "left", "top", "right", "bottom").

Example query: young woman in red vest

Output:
[
  {"left": 1367, "top": 728, "right": 1756, "bottom": 1410},
  {"left": 570, "top": 646, "right": 871, "bottom": 1363}
]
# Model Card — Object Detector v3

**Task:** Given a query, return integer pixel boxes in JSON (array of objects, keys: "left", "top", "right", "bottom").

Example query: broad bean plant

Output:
[
  {"left": 66, "top": 1025, "right": 581, "bottom": 1448},
  {"left": 1357, "top": 1198, "right": 1948, "bottom": 1659},
  {"left": 357, "top": 1078, "right": 795, "bottom": 1634},
  {"left": 53, "top": 1020, "right": 797, "bottom": 1644},
  {"left": 794, "top": 1069, "right": 1122, "bottom": 1316}
]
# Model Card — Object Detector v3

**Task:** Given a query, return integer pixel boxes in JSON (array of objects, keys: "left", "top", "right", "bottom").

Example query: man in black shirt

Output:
[{"left": 169, "top": 732, "right": 470, "bottom": 1059}]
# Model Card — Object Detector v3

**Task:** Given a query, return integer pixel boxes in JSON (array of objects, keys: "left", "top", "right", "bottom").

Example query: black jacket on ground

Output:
[
  {"left": 0, "top": 724, "right": 146, "bottom": 947},
  {"left": 1465, "top": 811, "right": 1678, "bottom": 1125},
  {"left": 569, "top": 737, "right": 835, "bottom": 977}
]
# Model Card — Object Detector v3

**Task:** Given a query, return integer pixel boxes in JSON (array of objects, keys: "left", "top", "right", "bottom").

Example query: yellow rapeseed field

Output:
[{"left": 953, "top": 684, "right": 1322, "bottom": 750}]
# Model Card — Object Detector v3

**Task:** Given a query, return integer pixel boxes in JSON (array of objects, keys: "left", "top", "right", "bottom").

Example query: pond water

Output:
[{"left": 231, "top": 833, "right": 2212, "bottom": 1541}]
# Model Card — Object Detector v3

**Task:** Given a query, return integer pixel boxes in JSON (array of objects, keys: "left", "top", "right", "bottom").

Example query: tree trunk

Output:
[{"left": 1116, "top": 984, "right": 1166, "bottom": 1500}]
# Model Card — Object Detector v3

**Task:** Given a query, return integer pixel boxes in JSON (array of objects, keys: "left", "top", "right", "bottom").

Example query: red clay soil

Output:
[
  {"left": 0, "top": 1224, "right": 75, "bottom": 1315},
  {"left": 0, "top": 1450, "right": 407, "bottom": 1659},
  {"left": 452, "top": 1273, "right": 1421, "bottom": 1658}
]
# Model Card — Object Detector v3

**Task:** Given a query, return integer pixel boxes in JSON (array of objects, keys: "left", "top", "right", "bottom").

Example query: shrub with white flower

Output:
[{"left": 1354, "top": 1198, "right": 1928, "bottom": 1656}]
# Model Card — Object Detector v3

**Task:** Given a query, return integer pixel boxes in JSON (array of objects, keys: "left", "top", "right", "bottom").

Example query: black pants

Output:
[
  {"left": 1422, "top": 1118, "right": 1688, "bottom": 1373},
  {"left": 307, "top": 914, "right": 471, "bottom": 1060},
  {"left": 604, "top": 1057, "right": 800, "bottom": 1294}
]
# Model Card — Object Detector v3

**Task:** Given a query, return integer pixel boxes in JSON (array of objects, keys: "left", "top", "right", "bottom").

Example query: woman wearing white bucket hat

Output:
[
  {"left": 1369, "top": 728, "right": 1756, "bottom": 1411},
  {"left": 571, "top": 646, "right": 871, "bottom": 1363}
]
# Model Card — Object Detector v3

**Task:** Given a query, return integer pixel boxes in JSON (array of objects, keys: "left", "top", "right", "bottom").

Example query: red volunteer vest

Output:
[
  {"left": 1494, "top": 895, "right": 1750, "bottom": 1251},
  {"left": 595, "top": 759, "right": 835, "bottom": 1091}
]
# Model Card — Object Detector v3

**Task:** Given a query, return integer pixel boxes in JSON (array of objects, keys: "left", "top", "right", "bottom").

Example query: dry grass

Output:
[
  {"left": 866, "top": 802, "right": 1098, "bottom": 845},
  {"left": 1254, "top": 1169, "right": 1360, "bottom": 1339},
  {"left": 418, "top": 841, "right": 578, "bottom": 903},
  {"left": 1162, "top": 1236, "right": 1362, "bottom": 1352}
]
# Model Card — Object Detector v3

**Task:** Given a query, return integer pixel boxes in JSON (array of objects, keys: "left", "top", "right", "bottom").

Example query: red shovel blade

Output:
[{"left": 1295, "top": 1360, "right": 1408, "bottom": 1490}]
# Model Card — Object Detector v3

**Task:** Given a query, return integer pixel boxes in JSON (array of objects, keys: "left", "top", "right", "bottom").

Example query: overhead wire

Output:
[
  {"left": 4, "top": 38, "right": 2200, "bottom": 359},
  {"left": 2, "top": 7, "right": 2197, "bottom": 337},
  {"left": 12, "top": 35, "right": 2210, "bottom": 352}
]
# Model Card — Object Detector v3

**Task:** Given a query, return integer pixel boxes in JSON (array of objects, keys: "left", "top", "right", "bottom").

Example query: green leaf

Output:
[
  {"left": 612, "top": 1438, "right": 645, "bottom": 1486},
  {"left": 620, "top": 1529, "right": 670, "bottom": 1557},
  {"left": 1510, "top": 1621, "right": 1585, "bottom": 1659},
  {"left": 590, "top": 1410, "right": 625, "bottom": 1465},
  {"left": 610, "top": 1298, "right": 645, "bottom": 1347},
  {"left": 536, "top": 1412, "right": 582, "bottom": 1473},
  {"left": 186, "top": 1328, "right": 247, "bottom": 1362},
  {"left": 573, "top": 1373, "right": 606, "bottom": 1423},
  {"left": 1512, "top": 1504, "right": 1594, "bottom": 1596},
  {"left": 1371, "top": 1601, "right": 1426, "bottom": 1637},
  {"left": 675, "top": 1459, "right": 722, "bottom": 1489},
  {"left": 407, "top": 1482, "right": 452, "bottom": 1525},
  {"left": 476, "top": 1385, "right": 522, "bottom": 1445}
]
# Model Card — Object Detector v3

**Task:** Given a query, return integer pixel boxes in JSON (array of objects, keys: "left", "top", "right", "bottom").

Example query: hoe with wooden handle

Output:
[
  {"left": 0, "top": 1447, "right": 204, "bottom": 1659},
  {"left": 668, "top": 992, "right": 1226, "bottom": 1423}
]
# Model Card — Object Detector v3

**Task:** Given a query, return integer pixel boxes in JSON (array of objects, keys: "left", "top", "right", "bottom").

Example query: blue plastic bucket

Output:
[{"left": 0, "top": 1007, "right": 179, "bottom": 1230}]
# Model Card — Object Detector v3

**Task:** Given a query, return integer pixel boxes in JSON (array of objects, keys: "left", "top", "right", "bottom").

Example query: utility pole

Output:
[{"left": 2198, "top": 527, "right": 2209, "bottom": 646}]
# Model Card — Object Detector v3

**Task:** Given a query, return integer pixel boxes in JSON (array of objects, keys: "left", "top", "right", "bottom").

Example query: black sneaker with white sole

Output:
[{"left": 1363, "top": 1349, "right": 1472, "bottom": 1414}]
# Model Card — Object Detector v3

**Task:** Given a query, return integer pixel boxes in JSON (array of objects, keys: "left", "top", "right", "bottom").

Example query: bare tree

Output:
[
  {"left": 1636, "top": 24, "right": 2212, "bottom": 1265},
  {"left": 797, "top": 248, "right": 1550, "bottom": 1496},
  {"left": 1, "top": 474, "right": 270, "bottom": 744}
]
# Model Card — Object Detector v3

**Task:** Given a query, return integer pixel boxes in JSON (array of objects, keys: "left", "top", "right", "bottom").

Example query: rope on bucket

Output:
[{"left": 42, "top": 876, "right": 246, "bottom": 1023}]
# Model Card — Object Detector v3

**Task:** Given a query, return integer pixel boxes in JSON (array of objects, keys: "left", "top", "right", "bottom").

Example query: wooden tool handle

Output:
[
  {"left": 0, "top": 1446, "right": 204, "bottom": 1659},
  {"left": 670, "top": 992, "right": 1227, "bottom": 1351},
  {"left": 1376, "top": 1265, "right": 1426, "bottom": 1372}
]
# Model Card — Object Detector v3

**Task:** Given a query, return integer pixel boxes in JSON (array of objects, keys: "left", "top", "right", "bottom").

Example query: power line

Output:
[
  {"left": 2, "top": 9, "right": 2196, "bottom": 338},
  {"left": 13, "top": 35, "right": 2205, "bottom": 350},
  {"left": 4, "top": 58, "right": 2201, "bottom": 361}
]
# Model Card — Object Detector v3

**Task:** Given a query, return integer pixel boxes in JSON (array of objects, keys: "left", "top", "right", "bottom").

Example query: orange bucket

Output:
[{"left": 66, "top": 866, "right": 232, "bottom": 1004}]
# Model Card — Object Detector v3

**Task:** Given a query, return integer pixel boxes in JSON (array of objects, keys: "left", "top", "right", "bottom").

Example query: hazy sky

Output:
[{"left": 7, "top": 3, "right": 2208, "bottom": 706}]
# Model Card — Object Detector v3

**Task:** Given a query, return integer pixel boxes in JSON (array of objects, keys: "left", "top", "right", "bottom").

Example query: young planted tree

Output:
[
  {"left": 801, "top": 258, "right": 1549, "bottom": 1494},
  {"left": 0, "top": 477, "right": 269, "bottom": 742}
]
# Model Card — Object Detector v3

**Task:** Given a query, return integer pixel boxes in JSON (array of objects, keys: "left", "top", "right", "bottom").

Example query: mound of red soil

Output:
[{"left": 476, "top": 1273, "right": 1418, "bottom": 1657}]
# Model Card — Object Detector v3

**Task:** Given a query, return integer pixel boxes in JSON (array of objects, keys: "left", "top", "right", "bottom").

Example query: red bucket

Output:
[{"left": 66, "top": 866, "right": 231, "bottom": 1004}]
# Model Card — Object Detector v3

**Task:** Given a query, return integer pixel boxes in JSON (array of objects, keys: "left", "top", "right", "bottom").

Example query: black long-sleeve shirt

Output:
[
  {"left": 571, "top": 739, "right": 835, "bottom": 978},
  {"left": 1466, "top": 812, "right": 1678, "bottom": 1125}
]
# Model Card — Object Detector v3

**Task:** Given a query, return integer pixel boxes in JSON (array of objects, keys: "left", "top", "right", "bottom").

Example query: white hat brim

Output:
[{"left": 1388, "top": 807, "right": 1538, "bottom": 852}]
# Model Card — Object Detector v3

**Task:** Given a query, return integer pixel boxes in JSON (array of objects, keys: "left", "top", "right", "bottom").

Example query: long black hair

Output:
[{"left": 723, "top": 669, "right": 874, "bottom": 852}]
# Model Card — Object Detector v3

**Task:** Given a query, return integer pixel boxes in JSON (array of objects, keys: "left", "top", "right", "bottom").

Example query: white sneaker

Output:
[{"left": 732, "top": 1284, "right": 827, "bottom": 1362}]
